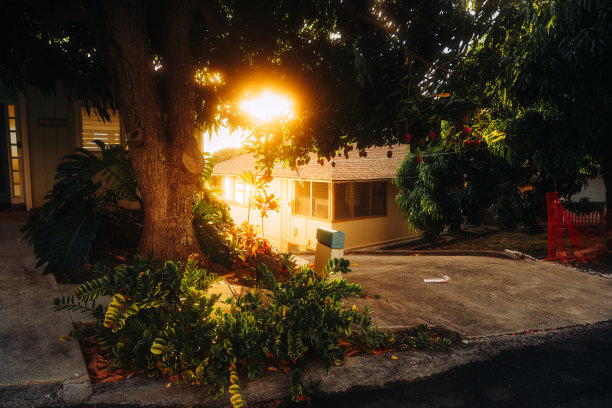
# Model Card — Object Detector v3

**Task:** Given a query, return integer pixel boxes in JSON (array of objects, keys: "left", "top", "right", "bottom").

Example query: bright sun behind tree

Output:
[{"left": 240, "top": 90, "right": 294, "bottom": 123}]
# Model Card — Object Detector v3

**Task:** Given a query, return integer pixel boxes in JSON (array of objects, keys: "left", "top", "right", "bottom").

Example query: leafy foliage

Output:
[
  {"left": 398, "top": 324, "right": 453, "bottom": 352},
  {"left": 394, "top": 141, "right": 543, "bottom": 240},
  {"left": 192, "top": 153, "right": 234, "bottom": 267},
  {"left": 21, "top": 141, "right": 141, "bottom": 279},
  {"left": 228, "top": 222, "right": 274, "bottom": 277},
  {"left": 455, "top": 0, "right": 612, "bottom": 229},
  {"left": 54, "top": 257, "right": 393, "bottom": 404},
  {"left": 252, "top": 190, "right": 280, "bottom": 235}
]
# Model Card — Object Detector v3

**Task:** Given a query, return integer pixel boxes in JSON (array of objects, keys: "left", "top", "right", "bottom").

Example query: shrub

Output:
[
  {"left": 53, "top": 257, "right": 393, "bottom": 405},
  {"left": 21, "top": 141, "right": 141, "bottom": 280}
]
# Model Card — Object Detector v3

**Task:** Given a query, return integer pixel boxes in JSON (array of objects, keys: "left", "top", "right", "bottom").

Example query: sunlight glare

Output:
[{"left": 240, "top": 90, "right": 294, "bottom": 123}]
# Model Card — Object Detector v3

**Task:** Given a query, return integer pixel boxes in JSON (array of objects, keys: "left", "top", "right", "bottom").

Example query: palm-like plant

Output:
[
  {"left": 21, "top": 141, "right": 141, "bottom": 279},
  {"left": 253, "top": 191, "right": 280, "bottom": 236},
  {"left": 238, "top": 171, "right": 273, "bottom": 224}
]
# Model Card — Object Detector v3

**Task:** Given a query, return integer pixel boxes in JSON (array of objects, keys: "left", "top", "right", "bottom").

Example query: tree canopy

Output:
[
  {"left": 3, "top": 0, "right": 610, "bottom": 257},
  {"left": 395, "top": 0, "right": 612, "bottom": 240},
  {"left": 0, "top": 0, "right": 486, "bottom": 260}
]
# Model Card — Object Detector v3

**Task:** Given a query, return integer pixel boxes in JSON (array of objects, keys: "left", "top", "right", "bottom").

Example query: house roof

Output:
[{"left": 212, "top": 145, "right": 407, "bottom": 181}]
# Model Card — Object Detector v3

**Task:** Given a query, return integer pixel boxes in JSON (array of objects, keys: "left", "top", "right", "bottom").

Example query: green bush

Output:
[
  {"left": 192, "top": 153, "right": 233, "bottom": 267},
  {"left": 21, "top": 141, "right": 141, "bottom": 280},
  {"left": 53, "top": 257, "right": 393, "bottom": 405}
]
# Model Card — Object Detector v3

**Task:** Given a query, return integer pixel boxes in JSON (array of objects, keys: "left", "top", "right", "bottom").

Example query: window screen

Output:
[
  {"left": 295, "top": 181, "right": 310, "bottom": 216},
  {"left": 334, "top": 183, "right": 352, "bottom": 220},
  {"left": 333, "top": 181, "right": 387, "bottom": 220},
  {"left": 311, "top": 182, "right": 329, "bottom": 219},
  {"left": 234, "top": 178, "right": 246, "bottom": 205},
  {"left": 223, "top": 176, "right": 233, "bottom": 201},
  {"left": 81, "top": 107, "right": 121, "bottom": 150},
  {"left": 371, "top": 181, "right": 387, "bottom": 215},
  {"left": 354, "top": 182, "right": 371, "bottom": 218}
]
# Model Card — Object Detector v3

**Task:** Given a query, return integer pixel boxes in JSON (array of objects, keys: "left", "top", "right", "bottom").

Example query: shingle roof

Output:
[{"left": 212, "top": 145, "right": 407, "bottom": 181}]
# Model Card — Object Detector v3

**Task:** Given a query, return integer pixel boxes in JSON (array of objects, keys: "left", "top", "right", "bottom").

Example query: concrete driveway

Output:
[{"left": 330, "top": 253, "right": 612, "bottom": 338}]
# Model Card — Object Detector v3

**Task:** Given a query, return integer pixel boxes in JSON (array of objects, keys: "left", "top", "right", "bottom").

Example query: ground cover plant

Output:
[{"left": 53, "top": 257, "right": 394, "bottom": 405}]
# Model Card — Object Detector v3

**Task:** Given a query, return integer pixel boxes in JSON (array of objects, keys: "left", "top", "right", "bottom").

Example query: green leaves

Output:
[
  {"left": 54, "top": 257, "right": 391, "bottom": 404},
  {"left": 20, "top": 141, "right": 141, "bottom": 280},
  {"left": 322, "top": 257, "right": 352, "bottom": 278}
]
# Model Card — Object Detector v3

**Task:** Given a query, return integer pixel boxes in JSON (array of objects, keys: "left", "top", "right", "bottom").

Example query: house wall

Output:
[
  {"left": 572, "top": 175, "right": 606, "bottom": 203},
  {"left": 331, "top": 182, "right": 417, "bottom": 249},
  {"left": 225, "top": 178, "right": 285, "bottom": 249},
  {"left": 288, "top": 215, "right": 333, "bottom": 251},
  {"left": 219, "top": 177, "right": 415, "bottom": 252},
  {"left": 24, "top": 84, "right": 79, "bottom": 208}
]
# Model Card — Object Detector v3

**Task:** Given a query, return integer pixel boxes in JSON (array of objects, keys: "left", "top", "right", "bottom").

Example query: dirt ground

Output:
[
  {"left": 434, "top": 230, "right": 550, "bottom": 258},
  {"left": 390, "top": 228, "right": 611, "bottom": 275}
]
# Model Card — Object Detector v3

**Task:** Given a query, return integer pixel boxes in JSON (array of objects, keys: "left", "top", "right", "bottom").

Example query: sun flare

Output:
[{"left": 240, "top": 90, "right": 294, "bottom": 123}]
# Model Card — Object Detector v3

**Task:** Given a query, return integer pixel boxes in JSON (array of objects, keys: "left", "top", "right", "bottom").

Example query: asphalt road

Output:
[
  {"left": 60, "top": 326, "right": 612, "bottom": 408},
  {"left": 307, "top": 326, "right": 612, "bottom": 408}
]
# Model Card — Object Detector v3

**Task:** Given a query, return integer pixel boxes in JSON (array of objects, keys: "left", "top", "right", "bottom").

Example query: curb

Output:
[
  {"left": 84, "top": 320, "right": 612, "bottom": 407},
  {"left": 346, "top": 249, "right": 518, "bottom": 260}
]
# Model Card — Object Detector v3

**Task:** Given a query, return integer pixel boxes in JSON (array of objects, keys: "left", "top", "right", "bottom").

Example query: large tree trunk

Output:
[
  {"left": 99, "top": 0, "right": 204, "bottom": 262},
  {"left": 601, "top": 160, "right": 612, "bottom": 251}
]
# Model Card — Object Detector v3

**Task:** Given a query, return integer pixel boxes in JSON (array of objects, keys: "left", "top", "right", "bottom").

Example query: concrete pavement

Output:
[
  {"left": 339, "top": 252, "right": 612, "bottom": 338},
  {"left": 1, "top": 211, "right": 611, "bottom": 407},
  {"left": 0, "top": 212, "right": 90, "bottom": 408}
]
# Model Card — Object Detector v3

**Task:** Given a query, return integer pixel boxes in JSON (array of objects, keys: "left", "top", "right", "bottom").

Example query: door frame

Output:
[{"left": 0, "top": 95, "right": 31, "bottom": 207}]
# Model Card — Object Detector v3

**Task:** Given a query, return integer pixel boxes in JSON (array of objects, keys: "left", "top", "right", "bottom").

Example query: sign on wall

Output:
[{"left": 37, "top": 118, "right": 67, "bottom": 127}]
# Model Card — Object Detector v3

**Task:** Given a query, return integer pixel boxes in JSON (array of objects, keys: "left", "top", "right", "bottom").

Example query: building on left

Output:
[{"left": 0, "top": 83, "right": 122, "bottom": 209}]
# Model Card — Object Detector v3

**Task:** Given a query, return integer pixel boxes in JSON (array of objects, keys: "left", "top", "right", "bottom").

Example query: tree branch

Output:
[{"left": 343, "top": 0, "right": 452, "bottom": 75}]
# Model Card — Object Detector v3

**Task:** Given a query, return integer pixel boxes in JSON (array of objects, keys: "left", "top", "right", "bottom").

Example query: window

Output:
[
  {"left": 81, "top": 107, "right": 121, "bottom": 150},
  {"left": 371, "top": 181, "right": 387, "bottom": 215},
  {"left": 312, "top": 182, "right": 329, "bottom": 219},
  {"left": 333, "top": 181, "right": 387, "bottom": 220},
  {"left": 294, "top": 181, "right": 330, "bottom": 219},
  {"left": 295, "top": 181, "right": 310, "bottom": 216},
  {"left": 6, "top": 104, "right": 21, "bottom": 198},
  {"left": 221, "top": 176, "right": 248, "bottom": 205},
  {"left": 223, "top": 176, "right": 233, "bottom": 201},
  {"left": 234, "top": 178, "right": 246, "bottom": 205}
]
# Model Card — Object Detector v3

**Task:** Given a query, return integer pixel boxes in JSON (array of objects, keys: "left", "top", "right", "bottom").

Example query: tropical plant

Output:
[
  {"left": 192, "top": 153, "right": 234, "bottom": 267},
  {"left": 228, "top": 222, "right": 273, "bottom": 279},
  {"left": 398, "top": 324, "right": 453, "bottom": 351},
  {"left": 238, "top": 171, "right": 273, "bottom": 225},
  {"left": 21, "top": 141, "right": 141, "bottom": 279},
  {"left": 53, "top": 256, "right": 395, "bottom": 405},
  {"left": 253, "top": 190, "right": 280, "bottom": 236},
  {"left": 254, "top": 259, "right": 393, "bottom": 401}
]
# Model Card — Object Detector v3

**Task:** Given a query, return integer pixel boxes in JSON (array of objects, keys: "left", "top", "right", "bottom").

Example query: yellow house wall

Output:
[
  {"left": 331, "top": 182, "right": 417, "bottom": 249},
  {"left": 225, "top": 178, "right": 284, "bottom": 249},
  {"left": 287, "top": 215, "right": 333, "bottom": 251},
  {"left": 221, "top": 178, "right": 415, "bottom": 252}
]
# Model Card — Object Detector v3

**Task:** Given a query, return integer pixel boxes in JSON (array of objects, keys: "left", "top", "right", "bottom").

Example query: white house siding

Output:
[
  {"left": 24, "top": 84, "right": 79, "bottom": 208},
  {"left": 572, "top": 176, "right": 606, "bottom": 203}
]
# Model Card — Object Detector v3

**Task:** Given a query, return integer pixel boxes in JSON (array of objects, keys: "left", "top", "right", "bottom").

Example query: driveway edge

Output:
[
  {"left": 86, "top": 320, "right": 612, "bottom": 407},
  {"left": 347, "top": 249, "right": 518, "bottom": 260}
]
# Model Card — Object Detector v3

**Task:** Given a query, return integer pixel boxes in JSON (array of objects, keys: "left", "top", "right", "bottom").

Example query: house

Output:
[
  {"left": 0, "top": 82, "right": 124, "bottom": 209},
  {"left": 212, "top": 147, "right": 418, "bottom": 251}
]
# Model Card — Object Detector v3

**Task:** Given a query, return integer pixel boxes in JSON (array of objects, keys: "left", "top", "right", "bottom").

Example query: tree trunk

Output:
[
  {"left": 99, "top": 1, "right": 204, "bottom": 262},
  {"left": 601, "top": 160, "right": 612, "bottom": 250}
]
